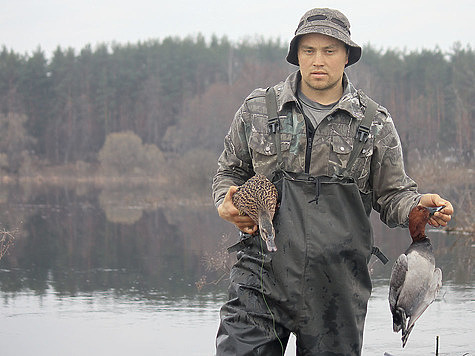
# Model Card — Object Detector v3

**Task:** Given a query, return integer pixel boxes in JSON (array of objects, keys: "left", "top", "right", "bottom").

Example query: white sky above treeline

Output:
[{"left": 1, "top": 0, "right": 473, "bottom": 58}]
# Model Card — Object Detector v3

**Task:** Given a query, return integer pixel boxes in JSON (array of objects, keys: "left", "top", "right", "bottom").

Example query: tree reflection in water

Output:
[
  {"left": 0, "top": 183, "right": 472, "bottom": 299},
  {"left": 0, "top": 183, "right": 473, "bottom": 355},
  {"left": 0, "top": 183, "right": 233, "bottom": 298}
]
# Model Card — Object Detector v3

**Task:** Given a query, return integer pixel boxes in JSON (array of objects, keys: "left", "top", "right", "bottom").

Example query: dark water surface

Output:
[{"left": 0, "top": 184, "right": 473, "bottom": 355}]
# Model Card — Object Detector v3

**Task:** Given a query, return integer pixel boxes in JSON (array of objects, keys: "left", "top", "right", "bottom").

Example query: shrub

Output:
[{"left": 98, "top": 131, "right": 164, "bottom": 177}]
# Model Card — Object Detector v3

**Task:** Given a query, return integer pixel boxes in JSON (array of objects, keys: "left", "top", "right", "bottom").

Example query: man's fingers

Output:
[
  {"left": 219, "top": 185, "right": 259, "bottom": 234},
  {"left": 419, "top": 194, "right": 454, "bottom": 229},
  {"left": 224, "top": 186, "right": 238, "bottom": 201},
  {"left": 428, "top": 211, "right": 451, "bottom": 227},
  {"left": 235, "top": 216, "right": 256, "bottom": 227},
  {"left": 433, "top": 202, "right": 453, "bottom": 227},
  {"left": 239, "top": 225, "right": 258, "bottom": 234}
]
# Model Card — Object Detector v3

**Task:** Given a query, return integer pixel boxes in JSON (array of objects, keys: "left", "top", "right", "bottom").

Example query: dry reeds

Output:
[{"left": 0, "top": 227, "right": 17, "bottom": 261}]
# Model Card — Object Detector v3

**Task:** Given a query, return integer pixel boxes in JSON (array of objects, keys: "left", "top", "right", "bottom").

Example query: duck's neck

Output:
[
  {"left": 411, "top": 232, "right": 427, "bottom": 242},
  {"left": 411, "top": 236, "right": 430, "bottom": 246},
  {"left": 258, "top": 209, "right": 272, "bottom": 224}
]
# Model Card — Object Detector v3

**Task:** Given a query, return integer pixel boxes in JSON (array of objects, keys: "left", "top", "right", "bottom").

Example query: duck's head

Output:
[
  {"left": 258, "top": 210, "right": 277, "bottom": 252},
  {"left": 409, "top": 205, "right": 444, "bottom": 241}
]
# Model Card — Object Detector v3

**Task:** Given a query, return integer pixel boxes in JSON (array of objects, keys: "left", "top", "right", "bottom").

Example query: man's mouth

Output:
[{"left": 311, "top": 71, "right": 327, "bottom": 77}]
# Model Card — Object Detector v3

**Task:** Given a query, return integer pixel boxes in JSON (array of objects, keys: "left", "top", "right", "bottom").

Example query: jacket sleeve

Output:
[
  {"left": 212, "top": 102, "right": 255, "bottom": 208},
  {"left": 371, "top": 113, "right": 422, "bottom": 227}
]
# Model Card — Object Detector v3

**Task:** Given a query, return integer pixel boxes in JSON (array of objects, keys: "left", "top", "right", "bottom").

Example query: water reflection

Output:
[
  {"left": 99, "top": 184, "right": 167, "bottom": 225},
  {"left": 0, "top": 183, "right": 236, "bottom": 299},
  {"left": 0, "top": 183, "right": 473, "bottom": 355},
  {"left": 0, "top": 183, "right": 473, "bottom": 295}
]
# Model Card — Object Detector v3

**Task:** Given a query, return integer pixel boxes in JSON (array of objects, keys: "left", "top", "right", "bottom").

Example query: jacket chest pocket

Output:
[
  {"left": 248, "top": 131, "right": 292, "bottom": 175},
  {"left": 247, "top": 114, "right": 294, "bottom": 175},
  {"left": 249, "top": 131, "right": 292, "bottom": 155},
  {"left": 330, "top": 135, "right": 374, "bottom": 184}
]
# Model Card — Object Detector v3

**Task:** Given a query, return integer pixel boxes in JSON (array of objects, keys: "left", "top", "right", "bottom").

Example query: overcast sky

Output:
[{"left": 1, "top": 0, "right": 473, "bottom": 58}]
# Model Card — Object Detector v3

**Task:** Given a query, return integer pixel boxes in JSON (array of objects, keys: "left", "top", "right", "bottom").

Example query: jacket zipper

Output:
[
  {"left": 296, "top": 104, "right": 315, "bottom": 174},
  {"left": 305, "top": 124, "right": 315, "bottom": 174}
]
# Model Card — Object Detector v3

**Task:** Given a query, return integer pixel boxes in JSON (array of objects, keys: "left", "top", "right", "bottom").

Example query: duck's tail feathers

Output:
[
  {"left": 392, "top": 307, "right": 405, "bottom": 333},
  {"left": 402, "top": 323, "right": 415, "bottom": 347},
  {"left": 395, "top": 307, "right": 415, "bottom": 347}
]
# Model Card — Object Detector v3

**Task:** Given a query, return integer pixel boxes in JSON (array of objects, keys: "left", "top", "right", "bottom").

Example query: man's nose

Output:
[{"left": 311, "top": 51, "right": 325, "bottom": 66}]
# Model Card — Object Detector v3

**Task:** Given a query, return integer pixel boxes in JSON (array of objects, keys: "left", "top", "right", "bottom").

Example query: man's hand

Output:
[
  {"left": 217, "top": 186, "right": 258, "bottom": 234},
  {"left": 418, "top": 193, "right": 454, "bottom": 227}
]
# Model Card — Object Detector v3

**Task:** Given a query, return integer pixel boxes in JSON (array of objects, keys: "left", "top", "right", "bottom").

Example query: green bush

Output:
[{"left": 98, "top": 131, "right": 164, "bottom": 177}]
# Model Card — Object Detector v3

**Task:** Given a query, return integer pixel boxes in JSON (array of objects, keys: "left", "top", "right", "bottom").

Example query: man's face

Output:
[{"left": 297, "top": 33, "right": 349, "bottom": 98}]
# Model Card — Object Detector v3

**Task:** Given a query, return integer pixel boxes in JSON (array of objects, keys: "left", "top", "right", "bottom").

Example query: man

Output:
[{"left": 212, "top": 8, "right": 453, "bottom": 355}]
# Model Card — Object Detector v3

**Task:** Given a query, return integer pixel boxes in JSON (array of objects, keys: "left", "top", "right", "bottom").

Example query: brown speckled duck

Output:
[
  {"left": 389, "top": 205, "right": 444, "bottom": 347},
  {"left": 232, "top": 174, "right": 278, "bottom": 252}
]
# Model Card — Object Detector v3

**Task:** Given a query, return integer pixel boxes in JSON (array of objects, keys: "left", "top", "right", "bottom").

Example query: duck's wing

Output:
[
  {"left": 406, "top": 267, "right": 442, "bottom": 331},
  {"left": 389, "top": 254, "right": 408, "bottom": 333},
  {"left": 389, "top": 254, "right": 408, "bottom": 312},
  {"left": 401, "top": 268, "right": 441, "bottom": 347}
]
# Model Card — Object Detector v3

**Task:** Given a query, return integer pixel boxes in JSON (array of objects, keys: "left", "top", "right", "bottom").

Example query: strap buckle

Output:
[
  {"left": 268, "top": 118, "right": 279, "bottom": 134},
  {"left": 356, "top": 125, "right": 370, "bottom": 143}
]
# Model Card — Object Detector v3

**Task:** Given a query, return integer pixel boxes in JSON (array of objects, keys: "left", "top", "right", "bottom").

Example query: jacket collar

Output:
[{"left": 278, "top": 70, "right": 364, "bottom": 120}]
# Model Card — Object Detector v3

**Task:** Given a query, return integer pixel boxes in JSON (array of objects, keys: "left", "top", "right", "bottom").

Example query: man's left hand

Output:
[{"left": 418, "top": 193, "right": 454, "bottom": 227}]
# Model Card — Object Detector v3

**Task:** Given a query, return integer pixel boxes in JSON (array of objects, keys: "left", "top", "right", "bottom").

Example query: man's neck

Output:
[{"left": 299, "top": 79, "right": 344, "bottom": 105}]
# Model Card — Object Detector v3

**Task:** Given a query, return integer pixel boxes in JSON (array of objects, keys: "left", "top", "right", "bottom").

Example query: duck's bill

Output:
[
  {"left": 265, "top": 237, "right": 277, "bottom": 252},
  {"left": 427, "top": 205, "right": 445, "bottom": 216}
]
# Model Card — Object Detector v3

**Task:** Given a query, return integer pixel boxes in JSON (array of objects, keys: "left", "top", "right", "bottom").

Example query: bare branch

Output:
[{"left": 0, "top": 227, "right": 17, "bottom": 261}]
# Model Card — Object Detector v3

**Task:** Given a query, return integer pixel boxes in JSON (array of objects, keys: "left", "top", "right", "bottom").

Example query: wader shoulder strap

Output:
[
  {"left": 265, "top": 87, "right": 284, "bottom": 171},
  {"left": 339, "top": 98, "right": 378, "bottom": 177}
]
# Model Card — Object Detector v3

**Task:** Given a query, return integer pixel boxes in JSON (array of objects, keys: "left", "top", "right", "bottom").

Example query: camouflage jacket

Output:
[{"left": 212, "top": 71, "right": 421, "bottom": 227}]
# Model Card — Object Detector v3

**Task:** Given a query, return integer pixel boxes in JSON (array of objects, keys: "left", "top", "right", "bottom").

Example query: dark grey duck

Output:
[{"left": 389, "top": 205, "right": 444, "bottom": 347}]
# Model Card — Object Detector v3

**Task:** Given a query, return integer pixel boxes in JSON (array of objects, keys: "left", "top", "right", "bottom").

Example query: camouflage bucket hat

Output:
[{"left": 286, "top": 8, "right": 362, "bottom": 67}]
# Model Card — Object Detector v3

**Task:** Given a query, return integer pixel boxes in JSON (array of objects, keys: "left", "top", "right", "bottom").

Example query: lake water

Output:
[{"left": 0, "top": 184, "right": 473, "bottom": 355}]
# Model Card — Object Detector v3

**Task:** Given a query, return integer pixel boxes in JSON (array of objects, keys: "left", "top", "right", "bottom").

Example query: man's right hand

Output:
[{"left": 217, "top": 186, "right": 258, "bottom": 235}]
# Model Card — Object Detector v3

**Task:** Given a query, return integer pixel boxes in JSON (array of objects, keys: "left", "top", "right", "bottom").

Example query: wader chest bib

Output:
[{"left": 217, "top": 89, "right": 379, "bottom": 356}]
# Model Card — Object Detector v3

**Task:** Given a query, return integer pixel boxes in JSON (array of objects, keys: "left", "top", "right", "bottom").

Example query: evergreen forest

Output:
[{"left": 0, "top": 36, "right": 473, "bottom": 221}]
